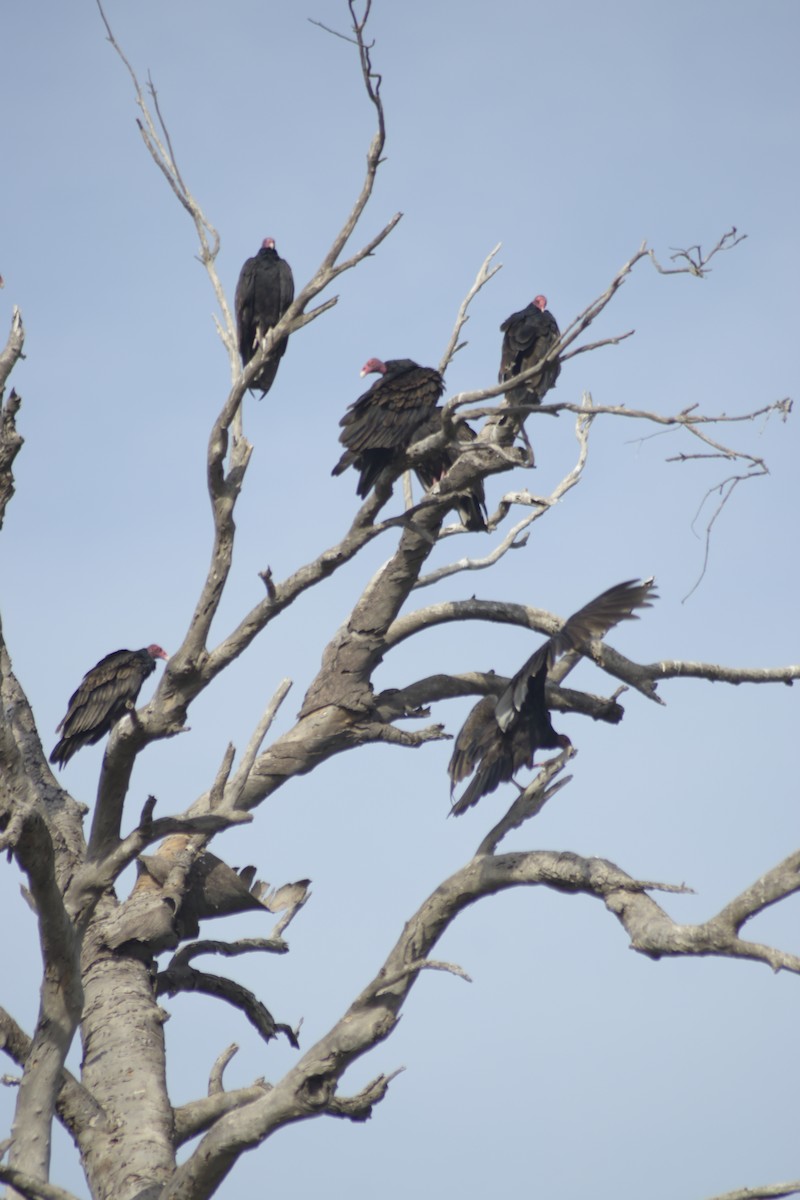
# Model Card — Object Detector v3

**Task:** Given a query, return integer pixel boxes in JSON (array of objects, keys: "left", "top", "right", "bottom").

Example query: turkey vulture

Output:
[
  {"left": 448, "top": 579, "right": 656, "bottom": 815},
  {"left": 235, "top": 238, "right": 294, "bottom": 396},
  {"left": 499, "top": 295, "right": 561, "bottom": 405},
  {"left": 50, "top": 644, "right": 169, "bottom": 767},
  {"left": 332, "top": 359, "right": 445, "bottom": 498},
  {"left": 413, "top": 408, "right": 488, "bottom": 531}
]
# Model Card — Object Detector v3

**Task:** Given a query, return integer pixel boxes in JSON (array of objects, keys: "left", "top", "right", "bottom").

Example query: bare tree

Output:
[{"left": 0, "top": 5, "right": 797, "bottom": 1200}]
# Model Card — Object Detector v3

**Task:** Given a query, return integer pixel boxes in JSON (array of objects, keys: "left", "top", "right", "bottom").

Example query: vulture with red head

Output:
[
  {"left": 50, "top": 644, "right": 169, "bottom": 767},
  {"left": 235, "top": 238, "right": 294, "bottom": 396},
  {"left": 499, "top": 294, "right": 561, "bottom": 405},
  {"left": 448, "top": 579, "right": 656, "bottom": 815},
  {"left": 332, "top": 358, "right": 445, "bottom": 498}
]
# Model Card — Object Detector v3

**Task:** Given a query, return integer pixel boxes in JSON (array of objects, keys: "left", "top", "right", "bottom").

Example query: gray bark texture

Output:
[{"left": 0, "top": 7, "right": 797, "bottom": 1200}]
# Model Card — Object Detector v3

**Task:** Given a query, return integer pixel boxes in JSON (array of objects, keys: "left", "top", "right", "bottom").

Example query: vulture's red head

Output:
[
  {"left": 261, "top": 237, "right": 276, "bottom": 251},
  {"left": 147, "top": 645, "right": 169, "bottom": 662},
  {"left": 360, "top": 358, "right": 387, "bottom": 378},
  {"left": 533, "top": 295, "right": 548, "bottom": 312}
]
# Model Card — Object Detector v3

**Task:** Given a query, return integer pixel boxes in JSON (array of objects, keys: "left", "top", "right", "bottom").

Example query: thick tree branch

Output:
[
  {"left": 0, "top": 386, "right": 22, "bottom": 532},
  {"left": 704, "top": 1182, "right": 800, "bottom": 1200},
  {"left": 0, "top": 754, "right": 83, "bottom": 1189},
  {"left": 173, "top": 1084, "right": 271, "bottom": 1147},
  {"left": 0, "top": 1009, "right": 106, "bottom": 1144},
  {"left": 157, "top": 848, "right": 698, "bottom": 1200},
  {"left": 0, "top": 302, "right": 25, "bottom": 529},
  {"left": 0, "top": 1167, "right": 83, "bottom": 1200},
  {"left": 712, "top": 850, "right": 800, "bottom": 934},
  {"left": 375, "top": 673, "right": 626, "bottom": 730},
  {"left": 384, "top": 597, "right": 800, "bottom": 704},
  {"left": 0, "top": 306, "right": 24, "bottom": 393}
]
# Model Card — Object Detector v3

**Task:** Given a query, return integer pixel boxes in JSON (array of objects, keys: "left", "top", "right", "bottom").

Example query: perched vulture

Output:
[
  {"left": 413, "top": 407, "right": 488, "bottom": 532},
  {"left": 50, "top": 644, "right": 168, "bottom": 767},
  {"left": 235, "top": 238, "right": 294, "bottom": 396},
  {"left": 448, "top": 579, "right": 657, "bottom": 815},
  {"left": 499, "top": 295, "right": 561, "bottom": 406},
  {"left": 332, "top": 358, "right": 445, "bottom": 498}
]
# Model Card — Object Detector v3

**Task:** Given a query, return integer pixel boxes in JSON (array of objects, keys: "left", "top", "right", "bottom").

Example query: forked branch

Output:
[{"left": 164, "top": 838, "right": 798, "bottom": 1200}]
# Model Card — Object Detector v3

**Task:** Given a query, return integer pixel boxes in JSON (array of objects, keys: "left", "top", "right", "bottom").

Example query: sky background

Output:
[{"left": 1, "top": 2, "right": 799, "bottom": 1198}]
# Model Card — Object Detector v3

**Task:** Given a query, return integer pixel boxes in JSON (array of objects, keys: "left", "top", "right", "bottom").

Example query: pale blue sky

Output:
[{"left": 2, "top": 2, "right": 799, "bottom": 1198}]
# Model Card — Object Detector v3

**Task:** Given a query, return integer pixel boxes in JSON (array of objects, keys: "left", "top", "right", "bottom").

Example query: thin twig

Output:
[{"left": 438, "top": 244, "right": 503, "bottom": 375}]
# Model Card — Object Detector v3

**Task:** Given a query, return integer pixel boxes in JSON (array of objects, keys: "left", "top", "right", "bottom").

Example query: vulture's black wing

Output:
[
  {"left": 50, "top": 647, "right": 164, "bottom": 767},
  {"left": 235, "top": 242, "right": 294, "bottom": 396},
  {"left": 448, "top": 695, "right": 519, "bottom": 815},
  {"left": 496, "top": 578, "right": 657, "bottom": 732},
  {"left": 499, "top": 302, "right": 561, "bottom": 405},
  {"left": 449, "top": 578, "right": 657, "bottom": 814},
  {"left": 332, "top": 360, "right": 445, "bottom": 497},
  {"left": 413, "top": 408, "right": 488, "bottom": 531}
]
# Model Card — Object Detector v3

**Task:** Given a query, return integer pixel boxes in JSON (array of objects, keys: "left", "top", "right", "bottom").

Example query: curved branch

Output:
[
  {"left": 0, "top": 1167, "right": 83, "bottom": 1200},
  {"left": 156, "top": 964, "right": 298, "bottom": 1047},
  {"left": 163, "top": 844, "right": 751, "bottom": 1200},
  {"left": 384, "top": 597, "right": 800, "bottom": 702},
  {"left": 170, "top": 937, "right": 289, "bottom": 968},
  {"left": 208, "top": 1043, "right": 239, "bottom": 1096}
]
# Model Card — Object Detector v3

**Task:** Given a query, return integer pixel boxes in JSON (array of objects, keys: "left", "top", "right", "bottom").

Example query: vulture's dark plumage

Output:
[
  {"left": 499, "top": 294, "right": 561, "bottom": 405},
  {"left": 413, "top": 408, "right": 488, "bottom": 531},
  {"left": 235, "top": 238, "right": 294, "bottom": 396},
  {"left": 50, "top": 644, "right": 168, "bottom": 767},
  {"left": 448, "top": 579, "right": 657, "bottom": 815},
  {"left": 332, "top": 359, "right": 445, "bottom": 498}
]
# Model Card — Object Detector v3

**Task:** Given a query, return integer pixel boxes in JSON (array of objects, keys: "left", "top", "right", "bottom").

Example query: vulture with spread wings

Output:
[
  {"left": 448, "top": 579, "right": 656, "bottom": 815},
  {"left": 499, "top": 294, "right": 561, "bottom": 406},
  {"left": 235, "top": 238, "right": 294, "bottom": 396},
  {"left": 50, "top": 644, "right": 169, "bottom": 767}
]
